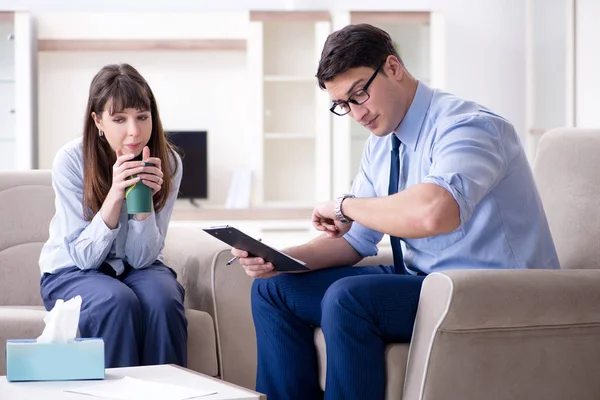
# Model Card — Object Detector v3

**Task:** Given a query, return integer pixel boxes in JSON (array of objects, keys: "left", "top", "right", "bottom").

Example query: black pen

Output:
[{"left": 226, "top": 238, "right": 262, "bottom": 265}]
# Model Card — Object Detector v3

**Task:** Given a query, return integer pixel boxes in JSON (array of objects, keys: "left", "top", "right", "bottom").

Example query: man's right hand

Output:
[{"left": 231, "top": 248, "right": 280, "bottom": 279}]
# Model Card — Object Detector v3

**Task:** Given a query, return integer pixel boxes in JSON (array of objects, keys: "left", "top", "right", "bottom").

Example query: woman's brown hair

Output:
[{"left": 82, "top": 63, "right": 178, "bottom": 220}]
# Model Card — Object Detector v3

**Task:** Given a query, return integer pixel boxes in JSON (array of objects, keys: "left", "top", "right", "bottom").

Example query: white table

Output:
[{"left": 0, "top": 364, "right": 265, "bottom": 400}]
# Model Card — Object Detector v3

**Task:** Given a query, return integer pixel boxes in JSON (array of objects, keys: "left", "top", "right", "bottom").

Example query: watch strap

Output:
[{"left": 334, "top": 194, "right": 355, "bottom": 223}]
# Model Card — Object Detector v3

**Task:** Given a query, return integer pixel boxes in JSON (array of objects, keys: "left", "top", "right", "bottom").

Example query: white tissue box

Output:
[{"left": 6, "top": 338, "right": 105, "bottom": 382}]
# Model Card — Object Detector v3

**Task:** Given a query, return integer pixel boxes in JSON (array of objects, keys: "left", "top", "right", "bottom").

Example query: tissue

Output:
[
  {"left": 6, "top": 295, "right": 105, "bottom": 381},
  {"left": 37, "top": 295, "right": 82, "bottom": 343}
]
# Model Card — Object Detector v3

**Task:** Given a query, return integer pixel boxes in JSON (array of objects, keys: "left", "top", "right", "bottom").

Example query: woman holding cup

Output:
[{"left": 38, "top": 63, "right": 186, "bottom": 368}]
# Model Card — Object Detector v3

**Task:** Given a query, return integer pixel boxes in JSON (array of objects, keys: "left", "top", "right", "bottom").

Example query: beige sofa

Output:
[
  {"left": 210, "top": 128, "right": 600, "bottom": 399},
  {"left": 3, "top": 127, "right": 600, "bottom": 399},
  {"left": 0, "top": 170, "right": 223, "bottom": 377}
]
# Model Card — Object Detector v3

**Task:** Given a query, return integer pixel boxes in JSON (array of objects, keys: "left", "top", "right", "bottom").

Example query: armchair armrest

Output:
[
  {"left": 404, "top": 269, "right": 600, "bottom": 400},
  {"left": 163, "top": 226, "right": 230, "bottom": 376},
  {"left": 164, "top": 225, "right": 256, "bottom": 387},
  {"left": 163, "top": 225, "right": 229, "bottom": 318},
  {"left": 211, "top": 251, "right": 257, "bottom": 390},
  {"left": 0, "top": 307, "right": 47, "bottom": 375}
]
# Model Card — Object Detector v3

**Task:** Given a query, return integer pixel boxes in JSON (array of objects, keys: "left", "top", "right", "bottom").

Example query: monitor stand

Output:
[{"left": 189, "top": 198, "right": 201, "bottom": 208}]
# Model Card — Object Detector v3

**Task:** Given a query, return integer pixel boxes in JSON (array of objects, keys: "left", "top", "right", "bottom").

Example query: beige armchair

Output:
[
  {"left": 0, "top": 170, "right": 224, "bottom": 377},
  {"left": 209, "top": 128, "right": 600, "bottom": 399}
]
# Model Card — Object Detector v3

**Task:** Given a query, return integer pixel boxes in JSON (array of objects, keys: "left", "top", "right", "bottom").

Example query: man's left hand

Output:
[{"left": 312, "top": 200, "right": 352, "bottom": 238}]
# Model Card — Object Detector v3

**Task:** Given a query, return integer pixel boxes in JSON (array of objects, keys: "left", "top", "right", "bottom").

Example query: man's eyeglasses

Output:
[{"left": 329, "top": 62, "right": 384, "bottom": 116}]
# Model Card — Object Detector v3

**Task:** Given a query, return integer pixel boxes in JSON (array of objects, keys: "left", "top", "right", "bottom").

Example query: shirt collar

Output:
[{"left": 393, "top": 81, "right": 433, "bottom": 151}]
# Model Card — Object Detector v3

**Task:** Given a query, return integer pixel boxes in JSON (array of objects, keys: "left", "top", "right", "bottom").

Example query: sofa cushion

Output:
[
  {"left": 0, "top": 243, "right": 47, "bottom": 307},
  {"left": 314, "top": 328, "right": 409, "bottom": 399},
  {"left": 0, "top": 171, "right": 54, "bottom": 306}
]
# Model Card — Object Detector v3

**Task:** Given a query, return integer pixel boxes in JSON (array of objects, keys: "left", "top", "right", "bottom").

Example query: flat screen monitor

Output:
[{"left": 166, "top": 131, "right": 208, "bottom": 200}]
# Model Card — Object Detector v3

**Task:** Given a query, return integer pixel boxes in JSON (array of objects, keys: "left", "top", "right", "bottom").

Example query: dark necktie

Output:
[{"left": 388, "top": 134, "right": 405, "bottom": 274}]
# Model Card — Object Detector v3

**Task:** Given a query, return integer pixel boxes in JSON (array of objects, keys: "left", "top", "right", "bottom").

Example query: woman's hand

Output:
[
  {"left": 101, "top": 149, "right": 147, "bottom": 228},
  {"left": 106, "top": 150, "right": 146, "bottom": 203},
  {"left": 139, "top": 146, "right": 164, "bottom": 196}
]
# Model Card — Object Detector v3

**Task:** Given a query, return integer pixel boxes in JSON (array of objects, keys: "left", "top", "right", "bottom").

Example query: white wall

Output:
[
  {"left": 531, "top": 0, "right": 568, "bottom": 130},
  {"left": 525, "top": 0, "right": 570, "bottom": 161},
  {"left": 2, "top": 0, "right": 528, "bottom": 205},
  {"left": 576, "top": 0, "right": 600, "bottom": 128}
]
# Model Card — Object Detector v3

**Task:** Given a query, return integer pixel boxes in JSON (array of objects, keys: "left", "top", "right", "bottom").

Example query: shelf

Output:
[
  {"left": 262, "top": 201, "right": 316, "bottom": 208},
  {"left": 0, "top": 12, "right": 13, "bottom": 22},
  {"left": 351, "top": 11, "right": 430, "bottom": 25},
  {"left": 0, "top": 137, "right": 14, "bottom": 141},
  {"left": 0, "top": 79, "right": 14, "bottom": 83},
  {"left": 263, "top": 21, "right": 316, "bottom": 77},
  {"left": 264, "top": 81, "right": 316, "bottom": 134},
  {"left": 264, "top": 138, "right": 315, "bottom": 205},
  {"left": 251, "top": 11, "right": 330, "bottom": 23},
  {"left": 38, "top": 39, "right": 247, "bottom": 52},
  {"left": 264, "top": 75, "right": 315, "bottom": 83},
  {"left": 264, "top": 132, "right": 315, "bottom": 139},
  {"left": 265, "top": 201, "right": 315, "bottom": 208},
  {"left": 171, "top": 205, "right": 313, "bottom": 221}
]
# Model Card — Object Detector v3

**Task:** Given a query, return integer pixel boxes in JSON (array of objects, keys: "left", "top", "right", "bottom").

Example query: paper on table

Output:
[{"left": 65, "top": 376, "right": 217, "bottom": 400}]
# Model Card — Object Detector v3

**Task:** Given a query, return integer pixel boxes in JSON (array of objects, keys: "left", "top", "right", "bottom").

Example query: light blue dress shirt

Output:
[
  {"left": 39, "top": 138, "right": 182, "bottom": 275},
  {"left": 344, "top": 82, "right": 560, "bottom": 274}
]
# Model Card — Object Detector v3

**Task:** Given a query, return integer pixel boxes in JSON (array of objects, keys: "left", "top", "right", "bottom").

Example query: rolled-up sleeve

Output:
[
  {"left": 422, "top": 116, "right": 507, "bottom": 225},
  {"left": 125, "top": 151, "right": 183, "bottom": 269},
  {"left": 51, "top": 150, "right": 120, "bottom": 270},
  {"left": 343, "top": 137, "right": 384, "bottom": 257}
]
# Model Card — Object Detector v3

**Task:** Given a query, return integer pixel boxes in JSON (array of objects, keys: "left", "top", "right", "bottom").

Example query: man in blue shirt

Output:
[{"left": 232, "top": 24, "right": 559, "bottom": 399}]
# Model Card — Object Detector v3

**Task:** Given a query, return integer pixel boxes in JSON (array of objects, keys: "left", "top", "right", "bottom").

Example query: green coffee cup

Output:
[{"left": 125, "top": 162, "right": 153, "bottom": 214}]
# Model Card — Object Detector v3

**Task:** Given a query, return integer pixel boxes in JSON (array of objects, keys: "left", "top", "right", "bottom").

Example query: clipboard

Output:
[{"left": 202, "top": 225, "right": 309, "bottom": 272}]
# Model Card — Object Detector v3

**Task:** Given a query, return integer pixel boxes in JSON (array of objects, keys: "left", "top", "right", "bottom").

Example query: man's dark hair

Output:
[{"left": 316, "top": 23, "right": 402, "bottom": 90}]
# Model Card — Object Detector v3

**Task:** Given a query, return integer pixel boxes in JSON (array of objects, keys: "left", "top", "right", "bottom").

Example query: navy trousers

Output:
[
  {"left": 40, "top": 261, "right": 187, "bottom": 368},
  {"left": 251, "top": 265, "right": 426, "bottom": 400}
]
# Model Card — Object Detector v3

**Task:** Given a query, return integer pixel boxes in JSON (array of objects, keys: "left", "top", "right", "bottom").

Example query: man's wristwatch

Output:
[{"left": 334, "top": 194, "right": 356, "bottom": 223}]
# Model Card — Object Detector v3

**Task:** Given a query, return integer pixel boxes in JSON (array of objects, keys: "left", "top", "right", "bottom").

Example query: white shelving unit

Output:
[
  {"left": 522, "top": 0, "right": 600, "bottom": 162},
  {"left": 331, "top": 11, "right": 445, "bottom": 195},
  {"left": 248, "top": 11, "right": 332, "bottom": 207},
  {"left": 524, "top": 0, "right": 573, "bottom": 162},
  {"left": 0, "top": 14, "right": 16, "bottom": 170},
  {"left": 574, "top": 0, "right": 600, "bottom": 129},
  {"left": 0, "top": 11, "right": 36, "bottom": 170}
]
